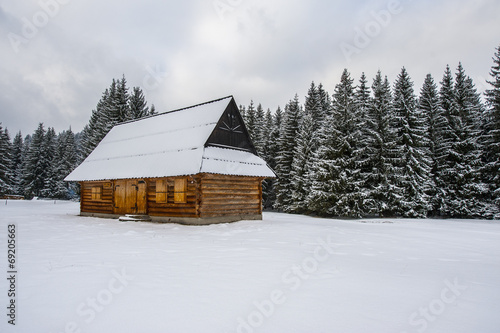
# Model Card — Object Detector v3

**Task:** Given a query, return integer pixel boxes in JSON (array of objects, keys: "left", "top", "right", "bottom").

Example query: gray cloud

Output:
[{"left": 0, "top": 0, "right": 499, "bottom": 135}]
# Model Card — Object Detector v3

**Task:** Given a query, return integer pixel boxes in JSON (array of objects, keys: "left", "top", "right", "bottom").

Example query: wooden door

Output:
[
  {"left": 114, "top": 180, "right": 128, "bottom": 214},
  {"left": 114, "top": 179, "right": 146, "bottom": 215},
  {"left": 136, "top": 180, "right": 147, "bottom": 214}
]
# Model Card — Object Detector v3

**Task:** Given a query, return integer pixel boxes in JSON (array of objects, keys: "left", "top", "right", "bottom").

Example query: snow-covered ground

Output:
[{"left": 1, "top": 200, "right": 499, "bottom": 333}]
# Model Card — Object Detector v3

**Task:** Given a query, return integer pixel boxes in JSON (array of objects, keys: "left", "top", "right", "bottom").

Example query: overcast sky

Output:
[{"left": 1, "top": 0, "right": 499, "bottom": 135}]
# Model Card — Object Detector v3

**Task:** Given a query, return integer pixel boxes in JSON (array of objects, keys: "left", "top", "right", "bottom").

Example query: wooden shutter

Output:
[
  {"left": 156, "top": 179, "right": 167, "bottom": 203},
  {"left": 91, "top": 186, "right": 102, "bottom": 200},
  {"left": 174, "top": 178, "right": 187, "bottom": 203}
]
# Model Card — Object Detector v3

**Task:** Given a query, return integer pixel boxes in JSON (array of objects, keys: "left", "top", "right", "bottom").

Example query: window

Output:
[
  {"left": 174, "top": 178, "right": 187, "bottom": 203},
  {"left": 91, "top": 186, "right": 102, "bottom": 200},
  {"left": 156, "top": 179, "right": 167, "bottom": 203}
]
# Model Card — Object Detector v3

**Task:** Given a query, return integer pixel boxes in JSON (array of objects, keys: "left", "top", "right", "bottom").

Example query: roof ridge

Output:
[{"left": 115, "top": 95, "right": 234, "bottom": 127}]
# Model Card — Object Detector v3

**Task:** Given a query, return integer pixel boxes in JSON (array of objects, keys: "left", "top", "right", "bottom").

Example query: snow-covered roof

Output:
[{"left": 65, "top": 96, "right": 275, "bottom": 181}]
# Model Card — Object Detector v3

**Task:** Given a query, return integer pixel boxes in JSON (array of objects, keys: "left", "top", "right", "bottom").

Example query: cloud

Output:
[{"left": 0, "top": 0, "right": 499, "bottom": 135}]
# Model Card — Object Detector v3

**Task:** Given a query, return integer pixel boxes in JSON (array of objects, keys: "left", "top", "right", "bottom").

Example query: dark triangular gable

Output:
[{"left": 205, "top": 97, "right": 257, "bottom": 155}]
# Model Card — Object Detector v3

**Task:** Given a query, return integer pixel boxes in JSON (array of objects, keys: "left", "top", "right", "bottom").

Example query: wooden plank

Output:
[
  {"left": 201, "top": 181, "right": 259, "bottom": 188},
  {"left": 200, "top": 204, "right": 261, "bottom": 212},
  {"left": 201, "top": 173, "right": 261, "bottom": 180},
  {"left": 201, "top": 209, "right": 260, "bottom": 218},
  {"left": 201, "top": 190, "right": 260, "bottom": 196},
  {"left": 201, "top": 198, "right": 260, "bottom": 205}
]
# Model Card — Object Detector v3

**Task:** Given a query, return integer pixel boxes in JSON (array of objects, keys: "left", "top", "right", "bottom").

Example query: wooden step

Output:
[{"left": 118, "top": 215, "right": 152, "bottom": 222}]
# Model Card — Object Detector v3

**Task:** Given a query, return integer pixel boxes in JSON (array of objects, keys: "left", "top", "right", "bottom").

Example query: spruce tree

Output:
[
  {"left": 10, "top": 131, "right": 24, "bottom": 195},
  {"left": 362, "top": 71, "right": 398, "bottom": 217},
  {"left": 304, "top": 82, "right": 322, "bottom": 124},
  {"left": 317, "top": 83, "right": 332, "bottom": 119},
  {"left": 239, "top": 105, "right": 246, "bottom": 120},
  {"left": 115, "top": 75, "right": 131, "bottom": 121},
  {"left": 307, "top": 69, "right": 363, "bottom": 217},
  {"left": 41, "top": 127, "right": 57, "bottom": 198},
  {"left": 418, "top": 74, "right": 446, "bottom": 215},
  {"left": 52, "top": 128, "right": 78, "bottom": 199},
  {"left": 262, "top": 107, "right": 283, "bottom": 208},
  {"left": 259, "top": 108, "right": 275, "bottom": 207},
  {"left": 245, "top": 101, "right": 257, "bottom": 142},
  {"left": 0, "top": 124, "right": 12, "bottom": 196},
  {"left": 289, "top": 82, "right": 323, "bottom": 213},
  {"left": 253, "top": 103, "right": 266, "bottom": 154},
  {"left": 354, "top": 73, "right": 372, "bottom": 211},
  {"left": 439, "top": 63, "right": 486, "bottom": 217},
  {"left": 274, "top": 95, "right": 302, "bottom": 211},
  {"left": 80, "top": 88, "right": 111, "bottom": 158},
  {"left": 449, "top": 63, "right": 485, "bottom": 217},
  {"left": 128, "top": 86, "right": 150, "bottom": 119},
  {"left": 437, "top": 65, "right": 456, "bottom": 216},
  {"left": 22, "top": 123, "right": 47, "bottom": 198},
  {"left": 392, "top": 67, "right": 431, "bottom": 217},
  {"left": 289, "top": 110, "right": 317, "bottom": 213},
  {"left": 484, "top": 44, "right": 500, "bottom": 218}
]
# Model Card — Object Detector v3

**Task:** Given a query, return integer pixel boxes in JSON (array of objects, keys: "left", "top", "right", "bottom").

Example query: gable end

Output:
[{"left": 205, "top": 98, "right": 257, "bottom": 155}]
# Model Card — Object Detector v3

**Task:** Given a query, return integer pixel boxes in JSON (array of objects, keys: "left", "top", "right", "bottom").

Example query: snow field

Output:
[{"left": 0, "top": 200, "right": 499, "bottom": 333}]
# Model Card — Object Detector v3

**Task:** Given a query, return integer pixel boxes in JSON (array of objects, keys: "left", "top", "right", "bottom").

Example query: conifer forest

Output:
[{"left": 1, "top": 45, "right": 499, "bottom": 219}]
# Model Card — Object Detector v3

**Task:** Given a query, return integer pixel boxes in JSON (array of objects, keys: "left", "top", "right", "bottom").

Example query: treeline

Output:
[
  {"left": 243, "top": 45, "right": 500, "bottom": 219},
  {"left": 0, "top": 76, "right": 154, "bottom": 199}
]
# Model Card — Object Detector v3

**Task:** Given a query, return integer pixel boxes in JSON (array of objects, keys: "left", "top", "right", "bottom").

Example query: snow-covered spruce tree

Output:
[
  {"left": 260, "top": 108, "right": 274, "bottom": 207},
  {"left": 289, "top": 82, "right": 324, "bottom": 213},
  {"left": 115, "top": 75, "right": 131, "bottom": 121},
  {"left": 239, "top": 104, "right": 246, "bottom": 121},
  {"left": 483, "top": 44, "right": 500, "bottom": 218},
  {"left": 307, "top": 69, "right": 363, "bottom": 217},
  {"left": 418, "top": 74, "right": 447, "bottom": 216},
  {"left": 317, "top": 83, "right": 332, "bottom": 119},
  {"left": 355, "top": 72, "right": 371, "bottom": 122},
  {"left": 10, "top": 131, "right": 24, "bottom": 195},
  {"left": 0, "top": 124, "right": 12, "bottom": 196},
  {"left": 262, "top": 106, "right": 283, "bottom": 209},
  {"left": 80, "top": 76, "right": 143, "bottom": 160},
  {"left": 274, "top": 95, "right": 302, "bottom": 211},
  {"left": 452, "top": 64, "right": 486, "bottom": 217},
  {"left": 392, "top": 67, "right": 431, "bottom": 217},
  {"left": 361, "top": 71, "right": 399, "bottom": 217},
  {"left": 243, "top": 101, "right": 256, "bottom": 142},
  {"left": 253, "top": 103, "right": 266, "bottom": 154},
  {"left": 289, "top": 111, "right": 317, "bottom": 213},
  {"left": 128, "top": 86, "right": 151, "bottom": 119},
  {"left": 41, "top": 127, "right": 58, "bottom": 198},
  {"left": 80, "top": 87, "right": 111, "bottom": 159},
  {"left": 354, "top": 72, "right": 372, "bottom": 213},
  {"left": 437, "top": 65, "right": 456, "bottom": 216},
  {"left": 303, "top": 82, "right": 322, "bottom": 124},
  {"left": 51, "top": 129, "right": 79, "bottom": 199},
  {"left": 22, "top": 123, "right": 48, "bottom": 198},
  {"left": 439, "top": 63, "right": 486, "bottom": 217}
]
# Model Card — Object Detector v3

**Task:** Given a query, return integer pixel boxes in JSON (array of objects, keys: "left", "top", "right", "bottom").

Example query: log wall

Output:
[
  {"left": 199, "top": 173, "right": 263, "bottom": 218},
  {"left": 80, "top": 181, "right": 114, "bottom": 214},
  {"left": 147, "top": 176, "right": 200, "bottom": 218},
  {"left": 79, "top": 174, "right": 265, "bottom": 221}
]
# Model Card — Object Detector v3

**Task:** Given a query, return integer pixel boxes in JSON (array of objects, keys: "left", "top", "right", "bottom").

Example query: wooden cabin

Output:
[{"left": 65, "top": 96, "right": 275, "bottom": 224}]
